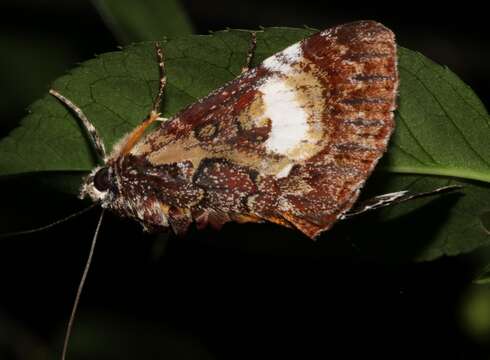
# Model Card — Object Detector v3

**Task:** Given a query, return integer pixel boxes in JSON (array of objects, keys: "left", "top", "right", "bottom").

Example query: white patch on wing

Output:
[
  {"left": 263, "top": 43, "right": 302, "bottom": 74},
  {"left": 275, "top": 163, "right": 294, "bottom": 178},
  {"left": 259, "top": 76, "right": 309, "bottom": 158}
]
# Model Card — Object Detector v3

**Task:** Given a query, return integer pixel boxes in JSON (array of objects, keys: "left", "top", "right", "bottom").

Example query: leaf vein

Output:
[
  {"left": 398, "top": 112, "right": 439, "bottom": 164},
  {"left": 392, "top": 142, "right": 427, "bottom": 165}
]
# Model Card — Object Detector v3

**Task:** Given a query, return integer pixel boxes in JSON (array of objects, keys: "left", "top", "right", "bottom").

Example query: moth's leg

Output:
[
  {"left": 341, "top": 185, "right": 462, "bottom": 220},
  {"left": 241, "top": 32, "right": 257, "bottom": 73},
  {"left": 120, "top": 43, "right": 168, "bottom": 155},
  {"left": 152, "top": 42, "right": 167, "bottom": 116},
  {"left": 49, "top": 89, "right": 107, "bottom": 161}
]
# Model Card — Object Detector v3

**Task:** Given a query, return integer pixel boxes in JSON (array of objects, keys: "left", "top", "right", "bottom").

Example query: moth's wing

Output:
[
  {"left": 131, "top": 21, "right": 398, "bottom": 238},
  {"left": 271, "top": 21, "right": 398, "bottom": 238}
]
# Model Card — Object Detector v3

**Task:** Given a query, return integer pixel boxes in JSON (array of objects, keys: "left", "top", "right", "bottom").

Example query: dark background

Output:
[{"left": 0, "top": 1, "right": 488, "bottom": 359}]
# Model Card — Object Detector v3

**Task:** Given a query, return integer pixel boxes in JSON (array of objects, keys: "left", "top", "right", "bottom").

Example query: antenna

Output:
[
  {"left": 61, "top": 209, "right": 105, "bottom": 360},
  {"left": 50, "top": 89, "right": 107, "bottom": 162},
  {"left": 0, "top": 203, "right": 97, "bottom": 239}
]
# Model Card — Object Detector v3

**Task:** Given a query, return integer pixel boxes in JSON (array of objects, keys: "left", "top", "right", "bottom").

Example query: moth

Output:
[
  {"left": 51, "top": 20, "right": 401, "bottom": 240},
  {"left": 37, "top": 21, "right": 464, "bottom": 360}
]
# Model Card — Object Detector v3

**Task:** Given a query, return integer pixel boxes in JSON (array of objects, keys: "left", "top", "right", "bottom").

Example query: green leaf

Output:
[
  {"left": 0, "top": 28, "right": 488, "bottom": 261},
  {"left": 381, "top": 47, "right": 490, "bottom": 183},
  {"left": 92, "top": 0, "right": 193, "bottom": 43}
]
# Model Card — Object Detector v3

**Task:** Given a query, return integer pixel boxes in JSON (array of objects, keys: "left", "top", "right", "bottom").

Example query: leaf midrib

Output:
[{"left": 381, "top": 165, "right": 490, "bottom": 183}]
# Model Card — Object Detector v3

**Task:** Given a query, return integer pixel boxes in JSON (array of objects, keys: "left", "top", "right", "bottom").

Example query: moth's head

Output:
[{"left": 80, "top": 165, "right": 116, "bottom": 205}]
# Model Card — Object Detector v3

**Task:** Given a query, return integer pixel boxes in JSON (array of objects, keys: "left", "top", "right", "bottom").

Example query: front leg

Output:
[{"left": 120, "top": 42, "right": 169, "bottom": 156}]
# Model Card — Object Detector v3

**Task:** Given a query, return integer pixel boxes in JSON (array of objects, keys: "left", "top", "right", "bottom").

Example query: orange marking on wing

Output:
[
  {"left": 230, "top": 214, "right": 262, "bottom": 224},
  {"left": 233, "top": 213, "right": 294, "bottom": 229},
  {"left": 259, "top": 214, "right": 293, "bottom": 228}
]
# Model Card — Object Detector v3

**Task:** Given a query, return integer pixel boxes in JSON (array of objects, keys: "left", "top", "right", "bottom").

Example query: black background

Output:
[{"left": 0, "top": 1, "right": 488, "bottom": 359}]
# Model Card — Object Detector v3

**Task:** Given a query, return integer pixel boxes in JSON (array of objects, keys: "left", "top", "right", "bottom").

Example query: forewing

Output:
[
  {"left": 272, "top": 21, "right": 398, "bottom": 237},
  {"left": 130, "top": 21, "right": 398, "bottom": 238}
]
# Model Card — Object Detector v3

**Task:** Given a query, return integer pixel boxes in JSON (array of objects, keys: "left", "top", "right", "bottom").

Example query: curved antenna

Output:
[
  {"left": 61, "top": 209, "right": 105, "bottom": 360},
  {"left": 50, "top": 89, "right": 107, "bottom": 162},
  {"left": 0, "top": 203, "right": 98, "bottom": 239}
]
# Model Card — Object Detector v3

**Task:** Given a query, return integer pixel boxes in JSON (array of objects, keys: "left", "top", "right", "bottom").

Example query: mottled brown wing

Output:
[
  {"left": 272, "top": 21, "right": 398, "bottom": 237},
  {"left": 130, "top": 21, "right": 398, "bottom": 238}
]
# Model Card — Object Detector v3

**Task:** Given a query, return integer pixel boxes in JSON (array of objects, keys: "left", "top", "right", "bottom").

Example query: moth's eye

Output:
[{"left": 93, "top": 167, "right": 111, "bottom": 192}]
